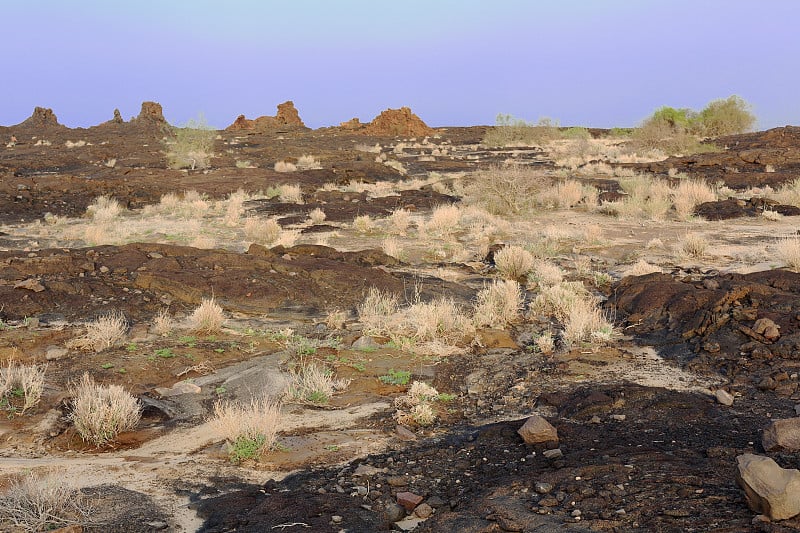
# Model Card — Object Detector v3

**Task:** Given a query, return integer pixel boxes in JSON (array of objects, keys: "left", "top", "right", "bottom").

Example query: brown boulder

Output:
[
  {"left": 362, "top": 106, "right": 434, "bottom": 137},
  {"left": 276, "top": 100, "right": 304, "bottom": 127},
  {"left": 339, "top": 117, "right": 363, "bottom": 130},
  {"left": 517, "top": 414, "right": 558, "bottom": 445}
]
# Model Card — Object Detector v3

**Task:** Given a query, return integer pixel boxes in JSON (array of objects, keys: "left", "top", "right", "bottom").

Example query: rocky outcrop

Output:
[
  {"left": 362, "top": 107, "right": 434, "bottom": 137},
  {"left": 226, "top": 101, "right": 306, "bottom": 132},
  {"left": 130, "top": 101, "right": 167, "bottom": 127},
  {"left": 736, "top": 454, "right": 800, "bottom": 520},
  {"left": 16, "top": 107, "right": 64, "bottom": 129}
]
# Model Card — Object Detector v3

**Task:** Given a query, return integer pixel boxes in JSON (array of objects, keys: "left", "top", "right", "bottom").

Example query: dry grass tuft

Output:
[
  {"left": 274, "top": 161, "right": 297, "bottom": 172},
  {"left": 1, "top": 361, "right": 46, "bottom": 414},
  {"left": 353, "top": 214, "right": 377, "bottom": 234},
  {"left": 296, "top": 155, "right": 322, "bottom": 170},
  {"left": 0, "top": 471, "right": 91, "bottom": 532},
  {"left": 152, "top": 309, "right": 175, "bottom": 336},
  {"left": 68, "top": 311, "right": 127, "bottom": 352},
  {"left": 308, "top": 208, "right": 327, "bottom": 224},
  {"left": 278, "top": 184, "right": 304, "bottom": 204},
  {"left": 286, "top": 362, "right": 349, "bottom": 405},
  {"left": 382, "top": 237, "right": 403, "bottom": 260},
  {"left": 243, "top": 217, "right": 282, "bottom": 245},
  {"left": 672, "top": 178, "right": 716, "bottom": 219},
  {"left": 188, "top": 297, "right": 225, "bottom": 334},
  {"left": 70, "top": 373, "right": 141, "bottom": 446},
  {"left": 776, "top": 236, "right": 800, "bottom": 271},
  {"left": 388, "top": 208, "right": 412, "bottom": 235},
  {"left": 211, "top": 396, "right": 282, "bottom": 460},
  {"left": 394, "top": 381, "right": 440, "bottom": 426},
  {"left": 528, "top": 260, "right": 564, "bottom": 288},
  {"left": 462, "top": 164, "right": 551, "bottom": 215},
  {"left": 494, "top": 245, "right": 535, "bottom": 280},
  {"left": 424, "top": 204, "right": 461, "bottom": 236},
  {"left": 86, "top": 196, "right": 122, "bottom": 222},
  {"left": 473, "top": 280, "right": 523, "bottom": 329},
  {"left": 678, "top": 233, "right": 709, "bottom": 259},
  {"left": 625, "top": 259, "right": 662, "bottom": 277}
]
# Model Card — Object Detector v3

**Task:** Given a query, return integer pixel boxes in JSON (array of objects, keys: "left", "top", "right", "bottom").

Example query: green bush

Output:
[
  {"left": 562, "top": 127, "right": 591, "bottom": 139},
  {"left": 483, "top": 114, "right": 560, "bottom": 146},
  {"left": 697, "top": 95, "right": 756, "bottom": 136},
  {"left": 165, "top": 115, "right": 216, "bottom": 170}
]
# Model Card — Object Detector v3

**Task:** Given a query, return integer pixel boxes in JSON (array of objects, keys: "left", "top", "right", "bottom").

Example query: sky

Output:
[{"left": 4, "top": 1, "right": 799, "bottom": 130}]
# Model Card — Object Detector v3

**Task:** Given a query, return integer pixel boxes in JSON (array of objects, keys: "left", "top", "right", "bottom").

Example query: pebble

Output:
[
  {"left": 426, "top": 495, "right": 445, "bottom": 508},
  {"left": 610, "top": 414, "right": 626, "bottom": 421},
  {"left": 396, "top": 491, "right": 424, "bottom": 511},
  {"left": 543, "top": 448, "right": 563, "bottom": 459},
  {"left": 414, "top": 503, "right": 433, "bottom": 518},
  {"left": 331, "top": 515, "right": 342, "bottom": 523},
  {"left": 571, "top": 509, "right": 582, "bottom": 517},
  {"left": 387, "top": 476, "right": 408, "bottom": 487},
  {"left": 535, "top": 482, "right": 553, "bottom": 494},
  {"left": 383, "top": 503, "right": 406, "bottom": 522},
  {"left": 590, "top": 415, "right": 601, "bottom": 424},
  {"left": 715, "top": 389, "right": 734, "bottom": 406},
  {"left": 539, "top": 497, "right": 559, "bottom": 507}
]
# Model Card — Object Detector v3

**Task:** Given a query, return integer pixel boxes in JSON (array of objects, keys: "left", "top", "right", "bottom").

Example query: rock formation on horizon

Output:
[
  {"left": 16, "top": 107, "right": 64, "bottom": 129},
  {"left": 226, "top": 101, "right": 306, "bottom": 132},
  {"left": 131, "top": 101, "right": 167, "bottom": 125},
  {"left": 358, "top": 107, "right": 434, "bottom": 137}
]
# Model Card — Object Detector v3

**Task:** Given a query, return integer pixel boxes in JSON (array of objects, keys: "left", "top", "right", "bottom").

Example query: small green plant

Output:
[
  {"left": 324, "top": 444, "right": 340, "bottom": 452},
  {"left": 125, "top": 342, "right": 138, "bottom": 352},
  {"left": 165, "top": 114, "right": 216, "bottom": 170},
  {"left": 101, "top": 363, "right": 114, "bottom": 369},
  {"left": 228, "top": 434, "right": 267, "bottom": 464},
  {"left": 215, "top": 386, "right": 227, "bottom": 395},
  {"left": 437, "top": 393, "right": 457, "bottom": 402},
  {"left": 179, "top": 335, "right": 197, "bottom": 347},
  {"left": 379, "top": 369, "right": 412, "bottom": 386},
  {"left": 154, "top": 348, "right": 176, "bottom": 358},
  {"left": 118, "top": 368, "right": 127, "bottom": 374}
]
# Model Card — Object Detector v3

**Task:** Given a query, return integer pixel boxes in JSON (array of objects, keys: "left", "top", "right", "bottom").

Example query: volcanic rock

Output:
[
  {"left": 715, "top": 389, "right": 735, "bottom": 406},
  {"left": 132, "top": 101, "right": 166, "bottom": 124},
  {"left": 763, "top": 418, "right": 800, "bottom": 452},
  {"left": 111, "top": 108, "right": 124, "bottom": 124},
  {"left": 17, "top": 106, "right": 63, "bottom": 129},
  {"left": 339, "top": 117, "right": 362, "bottom": 130},
  {"left": 736, "top": 453, "right": 800, "bottom": 520},
  {"left": 226, "top": 101, "right": 306, "bottom": 131},
  {"left": 517, "top": 414, "right": 558, "bottom": 445},
  {"left": 397, "top": 491, "right": 424, "bottom": 511},
  {"left": 362, "top": 106, "right": 434, "bottom": 137}
]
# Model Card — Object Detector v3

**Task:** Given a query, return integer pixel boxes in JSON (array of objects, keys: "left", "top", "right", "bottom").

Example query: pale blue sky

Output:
[{"left": 4, "top": 1, "right": 798, "bottom": 129}]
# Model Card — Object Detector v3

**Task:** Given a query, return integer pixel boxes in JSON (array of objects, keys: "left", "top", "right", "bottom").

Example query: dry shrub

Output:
[
  {"left": 86, "top": 196, "right": 122, "bottom": 222},
  {"left": 563, "top": 298, "right": 615, "bottom": 347},
  {"left": 529, "top": 281, "right": 591, "bottom": 321},
  {"left": 152, "top": 308, "right": 175, "bottom": 336},
  {"left": 0, "top": 471, "right": 90, "bottom": 532},
  {"left": 494, "top": 245, "right": 535, "bottom": 280},
  {"left": 394, "top": 381, "right": 440, "bottom": 426},
  {"left": 286, "top": 362, "right": 349, "bottom": 405},
  {"left": 308, "top": 207, "right": 326, "bottom": 224},
  {"left": 462, "top": 164, "right": 551, "bottom": 215},
  {"left": 211, "top": 396, "right": 282, "bottom": 459},
  {"left": 358, "top": 287, "right": 400, "bottom": 335},
  {"left": 776, "top": 237, "right": 800, "bottom": 271},
  {"left": 188, "top": 297, "right": 225, "bottom": 334},
  {"left": 535, "top": 331, "right": 555, "bottom": 354},
  {"left": 678, "top": 233, "right": 709, "bottom": 259},
  {"left": 324, "top": 309, "right": 348, "bottom": 330},
  {"left": 70, "top": 373, "right": 141, "bottom": 446},
  {"left": 274, "top": 161, "right": 297, "bottom": 172},
  {"left": 762, "top": 209, "right": 783, "bottom": 222},
  {"left": 383, "top": 160, "right": 407, "bottom": 175},
  {"left": 243, "top": 217, "right": 282, "bottom": 245},
  {"left": 424, "top": 204, "right": 461, "bottom": 236},
  {"left": 382, "top": 237, "right": 403, "bottom": 260},
  {"left": 582, "top": 223, "right": 603, "bottom": 244},
  {"left": 388, "top": 208, "right": 412, "bottom": 235},
  {"left": 528, "top": 260, "right": 564, "bottom": 288},
  {"left": 770, "top": 178, "right": 800, "bottom": 207},
  {"left": 224, "top": 189, "right": 249, "bottom": 226},
  {"left": 625, "top": 259, "right": 662, "bottom": 277},
  {"left": 278, "top": 184, "right": 304, "bottom": 204},
  {"left": 473, "top": 280, "right": 523, "bottom": 329},
  {"left": 353, "top": 214, "right": 376, "bottom": 234},
  {"left": 68, "top": 311, "right": 127, "bottom": 352},
  {"left": 165, "top": 116, "right": 216, "bottom": 170},
  {"left": 672, "top": 178, "right": 716, "bottom": 219},
  {"left": 296, "top": 155, "right": 322, "bottom": 170},
  {"left": 1, "top": 361, "right": 46, "bottom": 414}
]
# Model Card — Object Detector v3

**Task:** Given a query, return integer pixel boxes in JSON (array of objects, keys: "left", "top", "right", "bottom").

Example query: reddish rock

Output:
[
  {"left": 517, "top": 414, "right": 558, "bottom": 444},
  {"left": 18, "top": 106, "right": 63, "bottom": 129},
  {"left": 131, "top": 101, "right": 167, "bottom": 125},
  {"left": 763, "top": 418, "right": 800, "bottom": 452},
  {"left": 339, "top": 117, "right": 362, "bottom": 130},
  {"left": 396, "top": 491, "right": 424, "bottom": 511},
  {"left": 362, "top": 106, "right": 434, "bottom": 137},
  {"left": 226, "top": 101, "right": 306, "bottom": 131}
]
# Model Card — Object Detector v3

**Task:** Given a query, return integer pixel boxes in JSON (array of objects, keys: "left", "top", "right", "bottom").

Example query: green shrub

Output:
[
  {"left": 165, "top": 115, "right": 216, "bottom": 170},
  {"left": 379, "top": 369, "right": 411, "bottom": 386},
  {"left": 483, "top": 114, "right": 560, "bottom": 146},
  {"left": 697, "top": 95, "right": 756, "bottom": 136},
  {"left": 562, "top": 127, "right": 591, "bottom": 139}
]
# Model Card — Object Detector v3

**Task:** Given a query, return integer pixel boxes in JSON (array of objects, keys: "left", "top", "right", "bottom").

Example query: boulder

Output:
[
  {"left": 763, "top": 418, "right": 800, "bottom": 452},
  {"left": 226, "top": 101, "right": 306, "bottom": 131},
  {"left": 396, "top": 491, "right": 423, "bottom": 511},
  {"left": 735, "top": 454, "right": 800, "bottom": 520},
  {"left": 275, "top": 100, "right": 304, "bottom": 127},
  {"left": 517, "top": 414, "right": 558, "bottom": 445}
]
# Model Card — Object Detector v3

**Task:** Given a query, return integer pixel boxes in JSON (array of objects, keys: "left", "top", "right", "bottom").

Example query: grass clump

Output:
[
  {"left": 211, "top": 396, "right": 282, "bottom": 463},
  {"left": 0, "top": 471, "right": 90, "bottom": 532},
  {"left": 473, "top": 280, "right": 523, "bottom": 329},
  {"left": 68, "top": 311, "right": 127, "bottom": 352},
  {"left": 776, "top": 236, "right": 800, "bottom": 272},
  {"left": 461, "top": 164, "right": 551, "bottom": 216},
  {"left": 86, "top": 196, "right": 123, "bottom": 222},
  {"left": 285, "top": 362, "right": 349, "bottom": 405},
  {"left": 165, "top": 115, "right": 216, "bottom": 170},
  {"left": 188, "top": 297, "right": 225, "bottom": 334},
  {"left": 494, "top": 245, "right": 535, "bottom": 280},
  {"left": 69, "top": 373, "right": 141, "bottom": 446},
  {"left": 1, "top": 361, "right": 45, "bottom": 415},
  {"left": 394, "top": 381, "right": 443, "bottom": 427}
]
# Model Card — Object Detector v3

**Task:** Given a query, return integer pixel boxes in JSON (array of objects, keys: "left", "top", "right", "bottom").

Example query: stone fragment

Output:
[
  {"left": 517, "top": 415, "right": 558, "bottom": 445},
  {"left": 395, "top": 425, "right": 417, "bottom": 441},
  {"left": 387, "top": 475, "right": 409, "bottom": 487},
  {"left": 736, "top": 453, "right": 800, "bottom": 520},
  {"left": 396, "top": 491, "right": 424, "bottom": 511},
  {"left": 754, "top": 317, "right": 781, "bottom": 341},
  {"left": 414, "top": 502, "right": 433, "bottom": 518},
  {"left": 763, "top": 418, "right": 800, "bottom": 452},
  {"left": 535, "top": 482, "right": 553, "bottom": 494},
  {"left": 543, "top": 448, "right": 564, "bottom": 459},
  {"left": 154, "top": 381, "right": 201, "bottom": 397},
  {"left": 610, "top": 414, "right": 626, "bottom": 421},
  {"left": 45, "top": 346, "right": 68, "bottom": 361},
  {"left": 14, "top": 278, "right": 45, "bottom": 292},
  {"left": 383, "top": 502, "right": 406, "bottom": 522},
  {"left": 715, "top": 389, "right": 735, "bottom": 406},
  {"left": 352, "top": 335, "right": 380, "bottom": 351}
]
